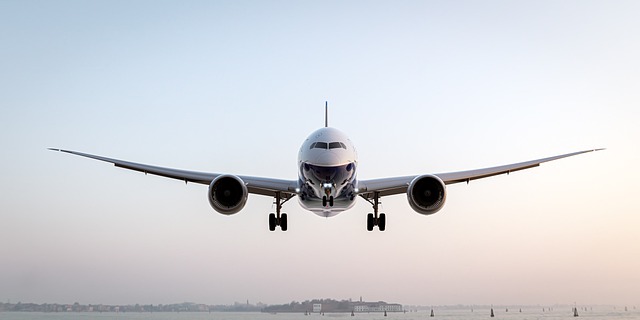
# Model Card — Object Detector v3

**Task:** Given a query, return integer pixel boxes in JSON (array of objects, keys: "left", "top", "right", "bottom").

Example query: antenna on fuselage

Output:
[{"left": 324, "top": 101, "right": 328, "bottom": 127}]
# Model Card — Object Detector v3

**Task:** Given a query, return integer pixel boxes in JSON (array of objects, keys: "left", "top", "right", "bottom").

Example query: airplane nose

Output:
[{"left": 312, "top": 152, "right": 341, "bottom": 166}]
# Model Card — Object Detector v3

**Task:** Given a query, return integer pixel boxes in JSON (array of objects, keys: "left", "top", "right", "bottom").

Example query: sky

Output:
[{"left": 1, "top": 0, "right": 639, "bottom": 307}]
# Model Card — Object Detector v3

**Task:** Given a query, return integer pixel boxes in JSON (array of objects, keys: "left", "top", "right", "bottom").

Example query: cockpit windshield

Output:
[{"left": 310, "top": 141, "right": 346, "bottom": 150}]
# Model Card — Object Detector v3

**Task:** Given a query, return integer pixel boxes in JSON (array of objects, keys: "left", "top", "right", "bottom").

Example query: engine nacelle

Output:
[
  {"left": 407, "top": 174, "right": 447, "bottom": 215},
  {"left": 208, "top": 174, "right": 248, "bottom": 215}
]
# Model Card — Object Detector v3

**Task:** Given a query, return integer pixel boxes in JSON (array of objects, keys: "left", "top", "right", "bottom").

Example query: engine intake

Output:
[
  {"left": 407, "top": 174, "right": 447, "bottom": 215},
  {"left": 208, "top": 175, "right": 248, "bottom": 215}
]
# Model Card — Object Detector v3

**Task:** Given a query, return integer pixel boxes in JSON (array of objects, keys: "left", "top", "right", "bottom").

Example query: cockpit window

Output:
[{"left": 310, "top": 142, "right": 346, "bottom": 150}]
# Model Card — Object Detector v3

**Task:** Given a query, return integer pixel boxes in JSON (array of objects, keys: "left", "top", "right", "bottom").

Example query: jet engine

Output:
[
  {"left": 407, "top": 174, "right": 447, "bottom": 215},
  {"left": 208, "top": 174, "right": 248, "bottom": 215}
]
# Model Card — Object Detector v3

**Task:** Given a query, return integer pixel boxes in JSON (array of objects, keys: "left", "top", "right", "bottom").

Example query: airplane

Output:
[{"left": 49, "top": 103, "right": 603, "bottom": 232}]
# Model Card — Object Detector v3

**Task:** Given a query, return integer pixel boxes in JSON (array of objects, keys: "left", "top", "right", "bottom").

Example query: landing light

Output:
[
  {"left": 295, "top": 188, "right": 300, "bottom": 193},
  {"left": 323, "top": 183, "right": 333, "bottom": 189}
]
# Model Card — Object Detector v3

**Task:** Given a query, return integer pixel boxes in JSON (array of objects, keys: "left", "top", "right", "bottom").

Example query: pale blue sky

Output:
[{"left": 1, "top": 0, "right": 638, "bottom": 306}]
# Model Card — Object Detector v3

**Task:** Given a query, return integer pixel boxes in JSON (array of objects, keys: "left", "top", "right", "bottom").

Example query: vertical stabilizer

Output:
[{"left": 325, "top": 101, "right": 328, "bottom": 127}]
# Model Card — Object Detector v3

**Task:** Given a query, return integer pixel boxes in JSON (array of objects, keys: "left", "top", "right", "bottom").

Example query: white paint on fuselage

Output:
[{"left": 297, "top": 127, "right": 358, "bottom": 217}]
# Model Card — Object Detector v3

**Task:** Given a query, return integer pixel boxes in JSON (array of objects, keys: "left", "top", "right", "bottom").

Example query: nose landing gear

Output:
[
  {"left": 322, "top": 196, "right": 334, "bottom": 207},
  {"left": 322, "top": 183, "right": 335, "bottom": 207}
]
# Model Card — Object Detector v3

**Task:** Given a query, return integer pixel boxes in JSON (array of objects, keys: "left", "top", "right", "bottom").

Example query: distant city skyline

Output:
[
  {"left": 5, "top": 299, "right": 635, "bottom": 312},
  {"left": 2, "top": 299, "right": 636, "bottom": 313}
]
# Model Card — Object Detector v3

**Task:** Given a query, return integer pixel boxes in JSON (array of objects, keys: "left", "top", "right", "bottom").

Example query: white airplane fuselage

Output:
[{"left": 297, "top": 127, "right": 358, "bottom": 217}]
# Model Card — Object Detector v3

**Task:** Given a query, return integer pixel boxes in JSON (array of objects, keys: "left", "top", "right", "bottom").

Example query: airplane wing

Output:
[
  {"left": 357, "top": 149, "right": 603, "bottom": 198},
  {"left": 48, "top": 149, "right": 298, "bottom": 197}
]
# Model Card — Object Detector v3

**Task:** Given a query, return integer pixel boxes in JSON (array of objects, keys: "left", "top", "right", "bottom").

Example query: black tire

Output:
[
  {"left": 378, "top": 213, "right": 386, "bottom": 231},
  {"left": 322, "top": 196, "right": 327, "bottom": 207},
  {"left": 329, "top": 196, "right": 334, "bottom": 207},
  {"left": 268, "top": 213, "right": 276, "bottom": 231},
  {"left": 280, "top": 213, "right": 288, "bottom": 231},
  {"left": 367, "top": 213, "right": 374, "bottom": 231}
]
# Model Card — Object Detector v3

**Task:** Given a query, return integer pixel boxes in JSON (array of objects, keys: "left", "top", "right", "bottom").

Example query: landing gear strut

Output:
[
  {"left": 269, "top": 192, "right": 293, "bottom": 231},
  {"left": 361, "top": 191, "right": 386, "bottom": 231}
]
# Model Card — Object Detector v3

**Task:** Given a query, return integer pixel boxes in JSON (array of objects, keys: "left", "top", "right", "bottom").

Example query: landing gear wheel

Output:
[
  {"left": 367, "top": 213, "right": 374, "bottom": 231},
  {"left": 269, "top": 213, "right": 277, "bottom": 231},
  {"left": 322, "top": 196, "right": 327, "bottom": 207},
  {"left": 378, "top": 213, "right": 386, "bottom": 231},
  {"left": 329, "top": 196, "right": 334, "bottom": 207},
  {"left": 269, "top": 191, "right": 293, "bottom": 232}
]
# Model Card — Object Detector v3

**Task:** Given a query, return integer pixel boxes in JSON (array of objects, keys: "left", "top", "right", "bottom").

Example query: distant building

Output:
[
  {"left": 353, "top": 302, "right": 403, "bottom": 313},
  {"left": 313, "top": 304, "right": 322, "bottom": 312}
]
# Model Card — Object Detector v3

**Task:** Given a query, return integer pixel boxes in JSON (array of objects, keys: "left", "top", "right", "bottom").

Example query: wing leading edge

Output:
[
  {"left": 357, "top": 149, "right": 603, "bottom": 198},
  {"left": 50, "top": 148, "right": 602, "bottom": 201},
  {"left": 48, "top": 148, "right": 298, "bottom": 197}
]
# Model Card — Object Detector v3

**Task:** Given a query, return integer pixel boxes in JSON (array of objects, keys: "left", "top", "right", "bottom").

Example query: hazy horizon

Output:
[
  {"left": 1, "top": 0, "right": 638, "bottom": 308},
  {"left": 2, "top": 299, "right": 636, "bottom": 309}
]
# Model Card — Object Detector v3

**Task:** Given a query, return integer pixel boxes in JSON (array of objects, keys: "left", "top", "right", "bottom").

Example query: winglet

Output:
[{"left": 325, "top": 101, "right": 328, "bottom": 127}]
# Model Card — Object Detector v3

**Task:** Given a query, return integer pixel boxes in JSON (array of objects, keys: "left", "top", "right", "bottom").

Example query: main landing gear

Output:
[
  {"left": 361, "top": 191, "right": 386, "bottom": 231},
  {"left": 269, "top": 192, "right": 293, "bottom": 231}
]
